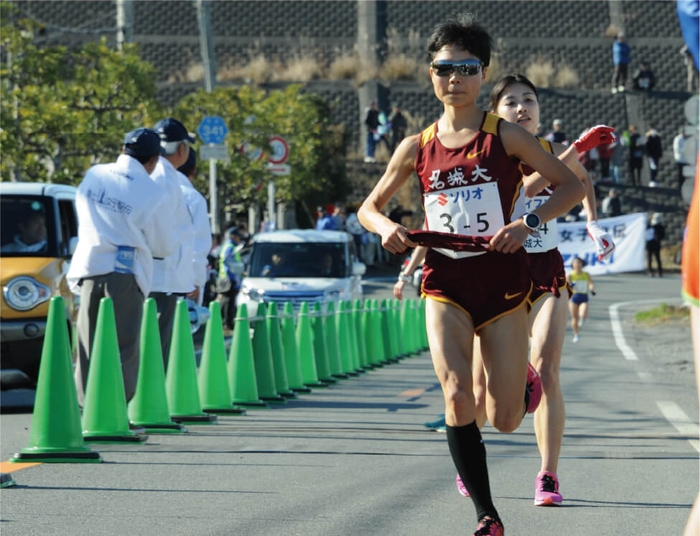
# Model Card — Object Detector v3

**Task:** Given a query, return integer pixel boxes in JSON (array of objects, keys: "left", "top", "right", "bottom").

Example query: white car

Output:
[{"left": 236, "top": 229, "right": 366, "bottom": 314}]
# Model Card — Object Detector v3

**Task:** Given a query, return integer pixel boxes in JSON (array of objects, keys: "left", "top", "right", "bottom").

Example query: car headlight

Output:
[
  {"left": 3, "top": 277, "right": 51, "bottom": 311},
  {"left": 241, "top": 287, "right": 265, "bottom": 301}
]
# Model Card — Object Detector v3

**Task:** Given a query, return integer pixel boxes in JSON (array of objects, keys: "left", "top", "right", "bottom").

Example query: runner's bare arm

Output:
[{"left": 358, "top": 135, "right": 420, "bottom": 254}]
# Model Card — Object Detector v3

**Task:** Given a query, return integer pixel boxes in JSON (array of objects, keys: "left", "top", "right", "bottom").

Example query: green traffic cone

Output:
[
  {"left": 281, "top": 302, "right": 311, "bottom": 393},
  {"left": 82, "top": 298, "right": 147, "bottom": 443},
  {"left": 335, "top": 301, "right": 358, "bottom": 375},
  {"left": 166, "top": 300, "right": 217, "bottom": 424},
  {"left": 324, "top": 301, "right": 347, "bottom": 379},
  {"left": 384, "top": 299, "right": 398, "bottom": 362},
  {"left": 252, "top": 303, "right": 285, "bottom": 404},
  {"left": 266, "top": 302, "right": 296, "bottom": 399},
  {"left": 199, "top": 301, "right": 246, "bottom": 415},
  {"left": 399, "top": 299, "right": 414, "bottom": 355},
  {"left": 228, "top": 304, "right": 268, "bottom": 408},
  {"left": 128, "top": 298, "right": 185, "bottom": 433},
  {"left": 311, "top": 302, "right": 336, "bottom": 384},
  {"left": 410, "top": 299, "right": 421, "bottom": 354},
  {"left": 361, "top": 299, "right": 377, "bottom": 367},
  {"left": 10, "top": 296, "right": 101, "bottom": 463},
  {"left": 353, "top": 299, "right": 370, "bottom": 369},
  {"left": 344, "top": 301, "right": 363, "bottom": 373},
  {"left": 295, "top": 302, "right": 326, "bottom": 388},
  {"left": 370, "top": 299, "right": 388, "bottom": 365}
]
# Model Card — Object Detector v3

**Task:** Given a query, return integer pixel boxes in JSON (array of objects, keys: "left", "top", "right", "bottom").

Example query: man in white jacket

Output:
[
  {"left": 177, "top": 147, "right": 212, "bottom": 306},
  {"left": 68, "top": 128, "right": 178, "bottom": 405},
  {"left": 150, "top": 118, "right": 197, "bottom": 367}
]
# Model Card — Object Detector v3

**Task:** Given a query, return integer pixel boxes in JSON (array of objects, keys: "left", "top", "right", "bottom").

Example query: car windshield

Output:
[
  {"left": 249, "top": 242, "right": 347, "bottom": 278},
  {"left": 0, "top": 196, "right": 56, "bottom": 257}
]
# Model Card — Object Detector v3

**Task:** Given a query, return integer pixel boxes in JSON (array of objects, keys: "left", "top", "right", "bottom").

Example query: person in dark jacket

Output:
[
  {"left": 645, "top": 128, "right": 663, "bottom": 186},
  {"left": 632, "top": 61, "right": 656, "bottom": 92},
  {"left": 645, "top": 213, "right": 665, "bottom": 277},
  {"left": 364, "top": 101, "right": 381, "bottom": 163},
  {"left": 611, "top": 32, "right": 631, "bottom": 93}
]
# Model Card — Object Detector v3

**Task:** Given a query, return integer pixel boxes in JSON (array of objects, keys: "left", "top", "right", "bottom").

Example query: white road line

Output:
[
  {"left": 608, "top": 298, "right": 680, "bottom": 361},
  {"left": 656, "top": 400, "right": 700, "bottom": 453}
]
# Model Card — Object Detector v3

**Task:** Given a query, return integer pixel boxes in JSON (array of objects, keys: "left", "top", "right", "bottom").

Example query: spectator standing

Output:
[
  {"left": 315, "top": 206, "right": 336, "bottom": 230},
  {"left": 674, "top": 128, "right": 691, "bottom": 189},
  {"left": 601, "top": 188, "right": 622, "bottom": 218},
  {"left": 645, "top": 128, "right": 663, "bottom": 187},
  {"left": 177, "top": 147, "right": 212, "bottom": 306},
  {"left": 609, "top": 122, "right": 625, "bottom": 184},
  {"left": 217, "top": 227, "right": 244, "bottom": 332},
  {"left": 389, "top": 105, "right": 408, "bottom": 154},
  {"left": 150, "top": 117, "right": 196, "bottom": 368},
  {"left": 597, "top": 129, "right": 613, "bottom": 180},
  {"left": 681, "top": 44, "right": 698, "bottom": 92},
  {"left": 611, "top": 32, "right": 631, "bottom": 93},
  {"left": 632, "top": 61, "right": 656, "bottom": 92},
  {"left": 625, "top": 124, "right": 645, "bottom": 186},
  {"left": 645, "top": 213, "right": 665, "bottom": 277},
  {"left": 364, "top": 101, "right": 380, "bottom": 163},
  {"left": 344, "top": 206, "right": 365, "bottom": 259},
  {"left": 544, "top": 118, "right": 568, "bottom": 145},
  {"left": 331, "top": 205, "right": 346, "bottom": 231},
  {"left": 68, "top": 128, "right": 177, "bottom": 406}
]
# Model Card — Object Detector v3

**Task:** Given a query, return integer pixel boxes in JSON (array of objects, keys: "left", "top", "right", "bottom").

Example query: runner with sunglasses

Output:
[
  {"left": 454, "top": 74, "right": 615, "bottom": 507},
  {"left": 358, "top": 14, "right": 584, "bottom": 536}
]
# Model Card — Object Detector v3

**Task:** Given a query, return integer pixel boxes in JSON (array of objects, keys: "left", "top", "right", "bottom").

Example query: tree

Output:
[
  {"left": 0, "top": 3, "right": 161, "bottom": 184},
  {"left": 172, "top": 84, "right": 351, "bottom": 224}
]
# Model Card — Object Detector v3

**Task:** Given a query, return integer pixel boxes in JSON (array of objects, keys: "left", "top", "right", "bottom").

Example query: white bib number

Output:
[{"left": 424, "top": 183, "right": 503, "bottom": 259}]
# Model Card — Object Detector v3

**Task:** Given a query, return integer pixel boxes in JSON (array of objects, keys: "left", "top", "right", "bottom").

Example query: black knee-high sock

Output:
[{"left": 446, "top": 421, "right": 499, "bottom": 522}]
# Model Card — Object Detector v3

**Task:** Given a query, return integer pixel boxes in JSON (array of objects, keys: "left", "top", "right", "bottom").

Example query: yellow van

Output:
[{"left": 1, "top": 183, "right": 78, "bottom": 389}]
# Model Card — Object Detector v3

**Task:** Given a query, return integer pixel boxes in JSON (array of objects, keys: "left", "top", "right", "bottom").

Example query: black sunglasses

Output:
[{"left": 430, "top": 59, "right": 484, "bottom": 77}]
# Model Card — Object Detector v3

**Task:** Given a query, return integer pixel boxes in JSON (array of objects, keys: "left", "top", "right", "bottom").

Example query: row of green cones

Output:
[{"left": 9, "top": 294, "right": 428, "bottom": 464}]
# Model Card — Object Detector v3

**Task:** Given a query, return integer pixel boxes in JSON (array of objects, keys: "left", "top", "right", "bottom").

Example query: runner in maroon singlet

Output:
[{"left": 358, "top": 14, "right": 584, "bottom": 536}]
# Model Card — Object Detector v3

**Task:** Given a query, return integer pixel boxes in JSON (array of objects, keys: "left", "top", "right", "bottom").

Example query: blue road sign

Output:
[{"left": 197, "top": 116, "right": 229, "bottom": 145}]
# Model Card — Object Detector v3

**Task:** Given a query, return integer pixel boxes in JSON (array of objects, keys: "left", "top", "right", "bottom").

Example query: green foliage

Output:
[
  {"left": 1, "top": 4, "right": 161, "bottom": 184},
  {"left": 0, "top": 3, "right": 351, "bottom": 214},
  {"left": 173, "top": 84, "right": 350, "bottom": 209},
  {"left": 634, "top": 303, "right": 690, "bottom": 325}
]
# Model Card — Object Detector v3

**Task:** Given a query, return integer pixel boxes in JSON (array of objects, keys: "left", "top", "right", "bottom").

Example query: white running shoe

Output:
[{"left": 572, "top": 334, "right": 580, "bottom": 343}]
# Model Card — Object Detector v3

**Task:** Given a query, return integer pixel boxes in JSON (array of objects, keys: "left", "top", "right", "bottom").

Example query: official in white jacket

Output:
[
  {"left": 68, "top": 128, "right": 177, "bottom": 406},
  {"left": 150, "top": 118, "right": 196, "bottom": 366},
  {"left": 178, "top": 147, "right": 213, "bottom": 305}
]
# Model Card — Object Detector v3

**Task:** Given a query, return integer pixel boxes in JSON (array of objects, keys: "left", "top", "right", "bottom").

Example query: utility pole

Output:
[
  {"left": 195, "top": 0, "right": 220, "bottom": 233},
  {"left": 115, "top": 0, "right": 133, "bottom": 51},
  {"left": 357, "top": 0, "right": 386, "bottom": 156}
]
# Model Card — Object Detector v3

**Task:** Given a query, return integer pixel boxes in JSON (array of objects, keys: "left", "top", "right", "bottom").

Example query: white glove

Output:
[{"left": 587, "top": 221, "right": 615, "bottom": 261}]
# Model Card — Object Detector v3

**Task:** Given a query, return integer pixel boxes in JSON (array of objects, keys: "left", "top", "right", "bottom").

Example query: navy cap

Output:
[
  {"left": 154, "top": 117, "right": 195, "bottom": 143},
  {"left": 123, "top": 128, "right": 162, "bottom": 158},
  {"left": 177, "top": 147, "right": 197, "bottom": 176}
]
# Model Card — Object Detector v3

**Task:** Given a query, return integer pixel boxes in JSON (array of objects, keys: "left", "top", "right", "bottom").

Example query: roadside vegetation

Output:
[{"left": 634, "top": 303, "right": 691, "bottom": 326}]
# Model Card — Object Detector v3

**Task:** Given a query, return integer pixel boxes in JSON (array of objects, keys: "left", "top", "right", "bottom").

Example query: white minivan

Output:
[{"left": 236, "top": 229, "right": 366, "bottom": 314}]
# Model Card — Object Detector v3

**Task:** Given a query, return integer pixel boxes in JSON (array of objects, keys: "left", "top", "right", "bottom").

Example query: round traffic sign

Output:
[{"left": 268, "top": 136, "right": 289, "bottom": 165}]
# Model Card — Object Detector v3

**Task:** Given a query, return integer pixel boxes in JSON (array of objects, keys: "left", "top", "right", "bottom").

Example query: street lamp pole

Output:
[{"left": 195, "top": 0, "right": 220, "bottom": 233}]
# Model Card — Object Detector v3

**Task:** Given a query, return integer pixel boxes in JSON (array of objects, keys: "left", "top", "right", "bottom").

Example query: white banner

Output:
[{"left": 556, "top": 213, "right": 647, "bottom": 275}]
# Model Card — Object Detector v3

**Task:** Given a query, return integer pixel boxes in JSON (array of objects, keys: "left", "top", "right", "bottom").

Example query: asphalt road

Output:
[{"left": 0, "top": 271, "right": 697, "bottom": 536}]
